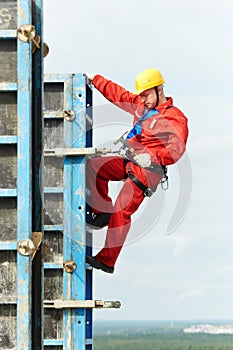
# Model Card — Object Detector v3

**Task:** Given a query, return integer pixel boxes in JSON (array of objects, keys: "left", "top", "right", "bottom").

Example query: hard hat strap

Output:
[{"left": 154, "top": 86, "right": 159, "bottom": 107}]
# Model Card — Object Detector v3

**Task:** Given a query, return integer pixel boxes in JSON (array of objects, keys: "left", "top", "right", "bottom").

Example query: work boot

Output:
[
  {"left": 86, "top": 256, "right": 114, "bottom": 274},
  {"left": 86, "top": 212, "right": 111, "bottom": 230}
]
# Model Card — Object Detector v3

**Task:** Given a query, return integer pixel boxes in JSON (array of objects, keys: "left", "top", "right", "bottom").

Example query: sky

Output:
[{"left": 44, "top": 0, "right": 233, "bottom": 321}]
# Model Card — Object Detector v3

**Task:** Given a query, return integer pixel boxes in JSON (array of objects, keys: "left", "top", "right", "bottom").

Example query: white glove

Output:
[
  {"left": 134, "top": 153, "right": 151, "bottom": 168},
  {"left": 86, "top": 73, "right": 95, "bottom": 81},
  {"left": 119, "top": 147, "right": 128, "bottom": 157}
]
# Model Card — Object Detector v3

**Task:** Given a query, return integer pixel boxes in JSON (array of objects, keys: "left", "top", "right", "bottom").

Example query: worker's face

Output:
[{"left": 140, "top": 88, "right": 157, "bottom": 109}]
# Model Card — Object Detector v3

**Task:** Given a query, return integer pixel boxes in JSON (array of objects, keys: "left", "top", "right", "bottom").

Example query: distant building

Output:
[{"left": 183, "top": 324, "right": 233, "bottom": 334}]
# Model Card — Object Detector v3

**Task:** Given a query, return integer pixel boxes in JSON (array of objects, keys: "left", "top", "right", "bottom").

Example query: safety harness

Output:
[
  {"left": 128, "top": 172, "right": 154, "bottom": 197},
  {"left": 124, "top": 159, "right": 168, "bottom": 197},
  {"left": 123, "top": 103, "right": 173, "bottom": 197},
  {"left": 126, "top": 109, "right": 159, "bottom": 140}
]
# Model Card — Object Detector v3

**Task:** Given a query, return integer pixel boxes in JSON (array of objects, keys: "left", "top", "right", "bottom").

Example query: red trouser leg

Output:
[
  {"left": 87, "top": 157, "right": 162, "bottom": 267},
  {"left": 86, "top": 156, "right": 126, "bottom": 213},
  {"left": 95, "top": 178, "right": 145, "bottom": 267}
]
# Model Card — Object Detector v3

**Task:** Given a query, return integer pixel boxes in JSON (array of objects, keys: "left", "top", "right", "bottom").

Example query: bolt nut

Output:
[
  {"left": 63, "top": 110, "right": 75, "bottom": 122},
  {"left": 17, "top": 239, "right": 35, "bottom": 256},
  {"left": 17, "top": 24, "right": 36, "bottom": 43},
  {"left": 43, "top": 43, "right": 49, "bottom": 57},
  {"left": 63, "top": 260, "right": 76, "bottom": 273}
]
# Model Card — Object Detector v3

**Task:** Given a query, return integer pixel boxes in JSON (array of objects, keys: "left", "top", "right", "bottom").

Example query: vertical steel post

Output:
[
  {"left": 17, "top": 0, "right": 33, "bottom": 349},
  {"left": 63, "top": 73, "right": 87, "bottom": 349},
  {"left": 31, "top": 0, "right": 44, "bottom": 348},
  {"left": 85, "top": 78, "right": 93, "bottom": 350}
]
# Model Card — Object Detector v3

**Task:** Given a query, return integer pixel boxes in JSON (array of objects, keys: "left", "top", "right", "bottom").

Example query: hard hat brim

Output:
[
  {"left": 134, "top": 81, "right": 165, "bottom": 96},
  {"left": 134, "top": 88, "right": 146, "bottom": 95}
]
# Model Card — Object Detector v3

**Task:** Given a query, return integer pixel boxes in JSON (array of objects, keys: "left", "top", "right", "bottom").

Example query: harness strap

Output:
[
  {"left": 154, "top": 86, "right": 159, "bottom": 107},
  {"left": 145, "top": 164, "right": 165, "bottom": 175},
  {"left": 123, "top": 160, "right": 168, "bottom": 197},
  {"left": 123, "top": 158, "right": 129, "bottom": 179},
  {"left": 128, "top": 173, "right": 154, "bottom": 197}
]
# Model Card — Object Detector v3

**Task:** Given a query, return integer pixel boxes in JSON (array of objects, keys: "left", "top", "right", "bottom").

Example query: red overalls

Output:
[{"left": 87, "top": 75, "right": 189, "bottom": 268}]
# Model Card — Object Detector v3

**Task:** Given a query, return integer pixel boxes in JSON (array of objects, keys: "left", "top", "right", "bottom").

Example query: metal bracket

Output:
[
  {"left": 17, "top": 232, "right": 43, "bottom": 260},
  {"left": 17, "top": 24, "right": 49, "bottom": 57},
  {"left": 44, "top": 299, "right": 121, "bottom": 309},
  {"left": 17, "top": 24, "right": 40, "bottom": 48},
  {"left": 43, "top": 42, "right": 49, "bottom": 58},
  {"left": 44, "top": 147, "right": 118, "bottom": 157}
]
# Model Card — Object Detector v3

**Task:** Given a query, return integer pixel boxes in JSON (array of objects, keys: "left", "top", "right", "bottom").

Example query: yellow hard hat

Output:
[{"left": 134, "top": 68, "right": 165, "bottom": 95}]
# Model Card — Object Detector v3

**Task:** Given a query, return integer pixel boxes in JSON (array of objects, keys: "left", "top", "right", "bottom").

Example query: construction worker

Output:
[{"left": 86, "top": 68, "right": 189, "bottom": 274}]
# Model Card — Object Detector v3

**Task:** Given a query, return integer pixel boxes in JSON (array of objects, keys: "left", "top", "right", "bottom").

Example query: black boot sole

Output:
[
  {"left": 86, "top": 222, "right": 109, "bottom": 230},
  {"left": 86, "top": 256, "right": 114, "bottom": 274}
]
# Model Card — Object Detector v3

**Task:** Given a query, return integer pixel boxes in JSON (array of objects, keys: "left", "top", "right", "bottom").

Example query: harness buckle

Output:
[
  {"left": 144, "top": 188, "right": 154, "bottom": 197},
  {"left": 160, "top": 166, "right": 169, "bottom": 190}
]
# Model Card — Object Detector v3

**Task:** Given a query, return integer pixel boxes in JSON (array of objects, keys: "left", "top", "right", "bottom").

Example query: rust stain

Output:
[
  {"left": 66, "top": 274, "right": 72, "bottom": 348},
  {"left": 76, "top": 237, "right": 85, "bottom": 247},
  {"left": 74, "top": 186, "right": 85, "bottom": 197},
  {"left": 18, "top": 7, "right": 26, "bottom": 22},
  {"left": 0, "top": 82, "right": 10, "bottom": 90}
]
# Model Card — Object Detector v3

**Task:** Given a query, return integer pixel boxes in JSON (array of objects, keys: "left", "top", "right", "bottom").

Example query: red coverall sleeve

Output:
[
  {"left": 150, "top": 112, "right": 189, "bottom": 165},
  {"left": 92, "top": 74, "right": 143, "bottom": 116}
]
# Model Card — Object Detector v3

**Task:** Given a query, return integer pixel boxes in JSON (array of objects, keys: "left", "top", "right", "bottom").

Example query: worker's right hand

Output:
[
  {"left": 133, "top": 153, "right": 151, "bottom": 168},
  {"left": 86, "top": 73, "right": 95, "bottom": 81}
]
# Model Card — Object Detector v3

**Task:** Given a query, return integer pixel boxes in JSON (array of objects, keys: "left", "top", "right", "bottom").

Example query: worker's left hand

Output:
[
  {"left": 86, "top": 73, "right": 95, "bottom": 81},
  {"left": 134, "top": 153, "right": 151, "bottom": 168},
  {"left": 119, "top": 147, "right": 128, "bottom": 157}
]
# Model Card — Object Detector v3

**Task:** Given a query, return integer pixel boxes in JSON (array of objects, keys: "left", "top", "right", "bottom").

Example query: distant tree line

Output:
[{"left": 94, "top": 333, "right": 233, "bottom": 350}]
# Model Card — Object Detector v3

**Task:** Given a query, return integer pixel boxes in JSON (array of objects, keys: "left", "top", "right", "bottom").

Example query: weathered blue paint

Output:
[
  {"left": 45, "top": 73, "right": 73, "bottom": 82},
  {"left": 44, "top": 262, "right": 63, "bottom": 269},
  {"left": 69, "top": 73, "right": 87, "bottom": 349},
  {"left": 43, "top": 73, "right": 93, "bottom": 349},
  {"left": 0, "top": 0, "right": 45, "bottom": 347},
  {"left": 44, "top": 224, "right": 63, "bottom": 231},
  {"left": 0, "top": 82, "right": 17, "bottom": 90},
  {"left": 0, "top": 29, "right": 17, "bottom": 37},
  {"left": 44, "top": 187, "right": 63, "bottom": 193},
  {"left": 0, "top": 242, "right": 17, "bottom": 250},
  {"left": 63, "top": 74, "right": 78, "bottom": 350},
  {"left": 0, "top": 189, "right": 17, "bottom": 196},
  {"left": 44, "top": 112, "right": 64, "bottom": 119},
  {"left": 44, "top": 74, "right": 72, "bottom": 348},
  {"left": 0, "top": 136, "right": 17, "bottom": 144},
  {"left": 85, "top": 76, "right": 93, "bottom": 349},
  {"left": 16, "top": 0, "right": 32, "bottom": 349},
  {"left": 44, "top": 339, "right": 63, "bottom": 346},
  {"left": 0, "top": 8, "right": 19, "bottom": 350}
]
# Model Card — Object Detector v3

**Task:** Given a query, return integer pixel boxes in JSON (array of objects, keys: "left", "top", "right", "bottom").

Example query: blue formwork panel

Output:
[
  {"left": 17, "top": 0, "right": 33, "bottom": 347},
  {"left": 43, "top": 74, "right": 93, "bottom": 349},
  {"left": 0, "top": 0, "right": 43, "bottom": 349}
]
